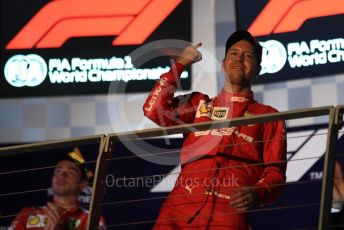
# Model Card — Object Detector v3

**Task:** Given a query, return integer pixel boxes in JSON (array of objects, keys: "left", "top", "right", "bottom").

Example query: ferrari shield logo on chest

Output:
[
  {"left": 26, "top": 214, "right": 46, "bottom": 228},
  {"left": 211, "top": 107, "right": 228, "bottom": 120},
  {"left": 196, "top": 100, "right": 212, "bottom": 118}
]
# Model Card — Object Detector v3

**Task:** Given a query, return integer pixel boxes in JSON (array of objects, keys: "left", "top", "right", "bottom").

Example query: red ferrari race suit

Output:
[
  {"left": 9, "top": 203, "right": 106, "bottom": 230},
  {"left": 143, "top": 63, "right": 287, "bottom": 229}
]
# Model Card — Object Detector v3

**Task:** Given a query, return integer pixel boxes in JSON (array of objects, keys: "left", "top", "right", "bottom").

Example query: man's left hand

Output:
[{"left": 230, "top": 187, "right": 258, "bottom": 212}]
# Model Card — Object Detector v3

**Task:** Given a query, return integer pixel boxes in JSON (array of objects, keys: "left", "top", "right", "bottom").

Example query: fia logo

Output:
[
  {"left": 4, "top": 54, "right": 47, "bottom": 87},
  {"left": 259, "top": 40, "right": 287, "bottom": 75}
]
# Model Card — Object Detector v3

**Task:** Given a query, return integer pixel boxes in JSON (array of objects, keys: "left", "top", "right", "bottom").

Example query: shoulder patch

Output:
[
  {"left": 195, "top": 100, "right": 212, "bottom": 118},
  {"left": 26, "top": 214, "right": 46, "bottom": 228}
]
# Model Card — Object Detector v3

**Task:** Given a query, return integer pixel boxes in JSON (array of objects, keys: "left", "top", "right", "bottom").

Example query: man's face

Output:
[
  {"left": 222, "top": 40, "right": 261, "bottom": 87},
  {"left": 52, "top": 160, "right": 87, "bottom": 197}
]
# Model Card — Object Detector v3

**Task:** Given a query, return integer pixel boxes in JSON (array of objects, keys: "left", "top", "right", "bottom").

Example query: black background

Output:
[
  {"left": 235, "top": 0, "right": 344, "bottom": 84},
  {"left": 0, "top": 0, "right": 191, "bottom": 98}
]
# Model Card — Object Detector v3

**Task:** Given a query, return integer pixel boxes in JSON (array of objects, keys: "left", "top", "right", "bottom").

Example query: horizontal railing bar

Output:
[
  {"left": 0, "top": 135, "right": 105, "bottom": 156},
  {"left": 108, "top": 106, "right": 333, "bottom": 141}
]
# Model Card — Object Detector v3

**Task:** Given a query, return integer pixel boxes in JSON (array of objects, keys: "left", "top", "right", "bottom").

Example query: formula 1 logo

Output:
[
  {"left": 4, "top": 54, "right": 47, "bottom": 87},
  {"left": 6, "top": 0, "right": 182, "bottom": 49},
  {"left": 248, "top": 0, "right": 344, "bottom": 37}
]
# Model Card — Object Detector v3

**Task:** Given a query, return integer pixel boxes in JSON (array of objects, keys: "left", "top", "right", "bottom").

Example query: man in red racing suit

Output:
[
  {"left": 9, "top": 205, "right": 106, "bottom": 230},
  {"left": 9, "top": 148, "right": 106, "bottom": 230},
  {"left": 143, "top": 30, "right": 287, "bottom": 229}
]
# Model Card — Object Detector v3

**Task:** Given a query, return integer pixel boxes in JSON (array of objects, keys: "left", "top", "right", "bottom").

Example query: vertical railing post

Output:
[
  {"left": 336, "top": 106, "right": 344, "bottom": 133},
  {"left": 87, "top": 136, "right": 113, "bottom": 229},
  {"left": 318, "top": 107, "right": 341, "bottom": 230}
]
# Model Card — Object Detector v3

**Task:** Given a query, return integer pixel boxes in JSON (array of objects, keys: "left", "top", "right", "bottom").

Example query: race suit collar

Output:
[
  {"left": 51, "top": 200, "right": 81, "bottom": 214},
  {"left": 218, "top": 88, "right": 254, "bottom": 104}
]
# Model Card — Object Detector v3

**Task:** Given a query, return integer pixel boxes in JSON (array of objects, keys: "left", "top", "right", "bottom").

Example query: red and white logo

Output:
[
  {"left": 248, "top": 0, "right": 344, "bottom": 37},
  {"left": 6, "top": 0, "right": 182, "bottom": 49}
]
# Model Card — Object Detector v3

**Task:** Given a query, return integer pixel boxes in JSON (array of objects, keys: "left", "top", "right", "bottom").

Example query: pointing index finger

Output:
[{"left": 191, "top": 42, "right": 202, "bottom": 49}]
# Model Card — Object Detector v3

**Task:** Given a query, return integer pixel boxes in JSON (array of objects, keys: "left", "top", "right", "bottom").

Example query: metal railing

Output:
[
  {"left": 0, "top": 135, "right": 105, "bottom": 156},
  {"left": 0, "top": 135, "right": 106, "bottom": 225},
  {"left": 87, "top": 105, "right": 342, "bottom": 230},
  {"left": 318, "top": 105, "right": 343, "bottom": 230},
  {"left": 0, "top": 105, "right": 343, "bottom": 230}
]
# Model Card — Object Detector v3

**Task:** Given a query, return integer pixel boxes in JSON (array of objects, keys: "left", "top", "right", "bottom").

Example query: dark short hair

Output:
[
  {"left": 225, "top": 29, "right": 262, "bottom": 65},
  {"left": 55, "top": 147, "right": 93, "bottom": 181}
]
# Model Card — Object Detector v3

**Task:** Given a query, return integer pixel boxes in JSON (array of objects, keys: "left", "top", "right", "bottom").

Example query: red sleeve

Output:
[
  {"left": 255, "top": 118, "right": 287, "bottom": 205},
  {"left": 9, "top": 208, "right": 32, "bottom": 230},
  {"left": 143, "top": 63, "right": 199, "bottom": 126}
]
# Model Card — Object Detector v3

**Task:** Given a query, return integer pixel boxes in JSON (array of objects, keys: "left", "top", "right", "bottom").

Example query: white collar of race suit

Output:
[{"left": 217, "top": 89, "right": 254, "bottom": 104}]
